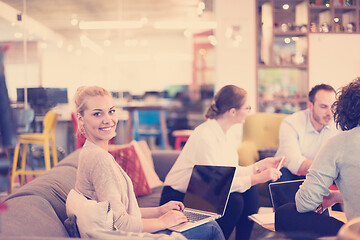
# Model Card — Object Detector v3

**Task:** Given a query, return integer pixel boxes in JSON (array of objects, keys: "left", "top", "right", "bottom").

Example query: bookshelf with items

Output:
[
  {"left": 256, "top": 0, "right": 309, "bottom": 113},
  {"left": 309, "top": 0, "right": 359, "bottom": 33},
  {"left": 256, "top": 0, "right": 360, "bottom": 113}
]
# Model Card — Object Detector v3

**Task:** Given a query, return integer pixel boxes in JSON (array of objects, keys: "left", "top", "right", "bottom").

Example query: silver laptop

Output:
[{"left": 168, "top": 165, "right": 235, "bottom": 232}]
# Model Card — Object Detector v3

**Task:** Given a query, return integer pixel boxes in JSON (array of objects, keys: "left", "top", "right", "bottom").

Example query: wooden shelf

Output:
[
  {"left": 256, "top": 0, "right": 360, "bottom": 113},
  {"left": 257, "top": 64, "right": 308, "bottom": 69},
  {"left": 273, "top": 31, "right": 308, "bottom": 36},
  {"left": 259, "top": 97, "right": 307, "bottom": 104},
  {"left": 256, "top": 0, "right": 309, "bottom": 113}
]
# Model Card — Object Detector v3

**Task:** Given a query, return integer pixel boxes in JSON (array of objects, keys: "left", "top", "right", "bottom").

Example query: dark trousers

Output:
[
  {"left": 277, "top": 168, "right": 305, "bottom": 182},
  {"left": 160, "top": 186, "right": 259, "bottom": 240},
  {"left": 0, "top": 64, "right": 16, "bottom": 148},
  {"left": 275, "top": 203, "right": 344, "bottom": 237}
]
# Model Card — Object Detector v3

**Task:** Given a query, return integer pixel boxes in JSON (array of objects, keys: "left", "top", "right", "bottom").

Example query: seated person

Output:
[
  {"left": 66, "top": 86, "right": 225, "bottom": 240},
  {"left": 275, "top": 78, "right": 360, "bottom": 237},
  {"left": 275, "top": 84, "right": 340, "bottom": 181},
  {"left": 160, "top": 85, "right": 285, "bottom": 240}
]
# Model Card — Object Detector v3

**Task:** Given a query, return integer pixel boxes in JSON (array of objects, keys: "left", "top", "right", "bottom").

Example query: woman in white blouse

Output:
[{"left": 161, "top": 85, "right": 285, "bottom": 240}]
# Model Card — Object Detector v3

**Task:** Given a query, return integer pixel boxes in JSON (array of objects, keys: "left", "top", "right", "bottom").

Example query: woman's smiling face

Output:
[{"left": 79, "top": 95, "right": 118, "bottom": 146}]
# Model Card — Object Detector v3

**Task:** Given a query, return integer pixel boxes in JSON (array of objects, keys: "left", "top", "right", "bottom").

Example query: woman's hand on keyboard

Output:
[
  {"left": 158, "top": 201, "right": 185, "bottom": 215},
  {"left": 159, "top": 210, "right": 188, "bottom": 228}
]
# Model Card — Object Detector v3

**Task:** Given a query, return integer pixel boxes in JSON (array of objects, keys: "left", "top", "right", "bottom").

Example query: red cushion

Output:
[{"left": 109, "top": 145, "right": 152, "bottom": 197}]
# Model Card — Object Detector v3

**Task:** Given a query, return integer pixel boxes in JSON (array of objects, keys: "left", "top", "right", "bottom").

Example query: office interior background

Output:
[{"left": 1, "top": 0, "right": 360, "bottom": 146}]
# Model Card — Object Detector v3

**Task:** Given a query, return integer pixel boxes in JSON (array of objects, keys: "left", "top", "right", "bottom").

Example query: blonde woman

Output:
[{"left": 68, "top": 86, "right": 225, "bottom": 239}]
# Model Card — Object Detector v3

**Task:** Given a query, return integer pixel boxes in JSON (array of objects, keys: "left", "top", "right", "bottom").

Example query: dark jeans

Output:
[
  {"left": 277, "top": 168, "right": 305, "bottom": 182},
  {"left": 160, "top": 186, "right": 259, "bottom": 240},
  {"left": 156, "top": 220, "right": 225, "bottom": 240},
  {"left": 275, "top": 203, "right": 344, "bottom": 237}
]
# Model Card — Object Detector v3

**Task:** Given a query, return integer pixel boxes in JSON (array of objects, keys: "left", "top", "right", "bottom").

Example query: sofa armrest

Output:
[{"left": 151, "top": 150, "right": 180, "bottom": 182}]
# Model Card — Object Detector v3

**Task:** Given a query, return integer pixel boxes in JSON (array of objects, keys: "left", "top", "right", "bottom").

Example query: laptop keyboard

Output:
[{"left": 183, "top": 211, "right": 210, "bottom": 222}]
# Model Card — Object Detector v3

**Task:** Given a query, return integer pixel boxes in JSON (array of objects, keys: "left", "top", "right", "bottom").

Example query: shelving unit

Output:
[{"left": 256, "top": 0, "right": 360, "bottom": 113}]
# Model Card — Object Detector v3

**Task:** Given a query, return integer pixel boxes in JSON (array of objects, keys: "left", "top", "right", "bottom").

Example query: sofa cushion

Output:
[
  {"left": 56, "top": 149, "right": 80, "bottom": 169},
  {"left": 66, "top": 189, "right": 114, "bottom": 238},
  {"left": 109, "top": 144, "right": 152, "bottom": 197},
  {"left": 1, "top": 195, "right": 69, "bottom": 237},
  {"left": 6, "top": 165, "right": 77, "bottom": 223},
  {"left": 136, "top": 186, "right": 164, "bottom": 208},
  {"left": 132, "top": 140, "right": 163, "bottom": 189},
  {"left": 151, "top": 150, "right": 180, "bottom": 182}
]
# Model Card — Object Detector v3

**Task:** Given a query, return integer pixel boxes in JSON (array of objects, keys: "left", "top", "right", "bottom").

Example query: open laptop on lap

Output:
[
  {"left": 248, "top": 180, "right": 306, "bottom": 227},
  {"left": 269, "top": 179, "right": 330, "bottom": 215},
  {"left": 269, "top": 179, "right": 305, "bottom": 212},
  {"left": 168, "top": 165, "right": 236, "bottom": 232}
]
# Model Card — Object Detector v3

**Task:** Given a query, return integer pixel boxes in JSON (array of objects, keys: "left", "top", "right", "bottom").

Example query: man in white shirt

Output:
[{"left": 275, "top": 84, "right": 339, "bottom": 181}]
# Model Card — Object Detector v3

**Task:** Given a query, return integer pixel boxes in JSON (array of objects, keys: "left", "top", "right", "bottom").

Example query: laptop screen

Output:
[
  {"left": 183, "top": 165, "right": 235, "bottom": 215},
  {"left": 268, "top": 179, "right": 304, "bottom": 212}
]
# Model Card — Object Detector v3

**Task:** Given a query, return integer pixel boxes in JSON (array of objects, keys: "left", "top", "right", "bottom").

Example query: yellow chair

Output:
[
  {"left": 238, "top": 112, "right": 288, "bottom": 166},
  {"left": 10, "top": 110, "right": 58, "bottom": 192}
]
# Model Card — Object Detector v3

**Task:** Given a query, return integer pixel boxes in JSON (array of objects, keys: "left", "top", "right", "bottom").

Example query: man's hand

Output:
[
  {"left": 322, "top": 190, "right": 343, "bottom": 210},
  {"left": 315, "top": 190, "right": 343, "bottom": 214},
  {"left": 297, "top": 159, "right": 313, "bottom": 176}
]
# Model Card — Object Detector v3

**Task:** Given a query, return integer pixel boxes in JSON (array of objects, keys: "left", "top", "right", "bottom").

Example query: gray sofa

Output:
[{"left": 0, "top": 149, "right": 180, "bottom": 238}]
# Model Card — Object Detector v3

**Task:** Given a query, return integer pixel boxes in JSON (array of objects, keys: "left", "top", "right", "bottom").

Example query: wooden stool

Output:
[
  {"left": 172, "top": 130, "right": 193, "bottom": 150},
  {"left": 10, "top": 111, "right": 58, "bottom": 192}
]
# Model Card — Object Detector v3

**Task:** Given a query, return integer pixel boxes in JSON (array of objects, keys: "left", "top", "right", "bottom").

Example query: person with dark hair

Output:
[
  {"left": 275, "top": 83, "right": 340, "bottom": 181},
  {"left": 160, "top": 85, "right": 285, "bottom": 240},
  {"left": 275, "top": 77, "right": 360, "bottom": 237}
]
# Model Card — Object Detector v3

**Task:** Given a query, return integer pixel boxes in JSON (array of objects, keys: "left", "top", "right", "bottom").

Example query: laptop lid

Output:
[
  {"left": 183, "top": 165, "right": 236, "bottom": 216},
  {"left": 268, "top": 179, "right": 304, "bottom": 212}
]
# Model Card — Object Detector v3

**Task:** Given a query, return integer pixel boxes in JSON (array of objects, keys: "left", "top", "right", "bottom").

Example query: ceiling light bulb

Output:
[
  {"left": 282, "top": 4, "right": 289, "bottom": 10},
  {"left": 199, "top": 48, "right": 206, "bottom": 55},
  {"left": 184, "top": 30, "right": 192, "bottom": 38},
  {"left": 198, "top": 2, "right": 205, "bottom": 10},
  {"left": 284, "top": 38, "right": 291, "bottom": 44},
  {"left": 208, "top": 35, "right": 217, "bottom": 46},
  {"left": 71, "top": 18, "right": 78, "bottom": 26},
  {"left": 14, "top": 32, "right": 23, "bottom": 38},
  {"left": 334, "top": 18, "right": 339, "bottom": 23}
]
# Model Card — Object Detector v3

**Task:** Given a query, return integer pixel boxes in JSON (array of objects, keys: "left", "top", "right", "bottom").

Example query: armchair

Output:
[
  {"left": 237, "top": 112, "right": 288, "bottom": 166},
  {"left": 237, "top": 112, "right": 288, "bottom": 207}
]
